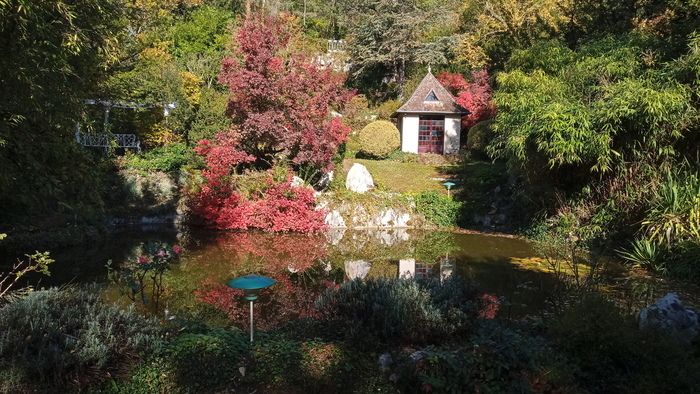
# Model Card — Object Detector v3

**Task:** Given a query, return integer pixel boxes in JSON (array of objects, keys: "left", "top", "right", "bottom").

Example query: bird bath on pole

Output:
[
  {"left": 226, "top": 275, "right": 276, "bottom": 343},
  {"left": 443, "top": 181, "right": 456, "bottom": 197}
]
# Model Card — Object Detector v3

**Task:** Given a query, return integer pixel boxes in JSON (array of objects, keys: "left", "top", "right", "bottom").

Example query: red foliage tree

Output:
[
  {"left": 437, "top": 69, "right": 496, "bottom": 129},
  {"left": 218, "top": 13, "right": 353, "bottom": 171}
]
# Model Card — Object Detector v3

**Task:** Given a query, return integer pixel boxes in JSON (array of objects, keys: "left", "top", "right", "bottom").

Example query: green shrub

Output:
[
  {"left": 250, "top": 336, "right": 304, "bottom": 386},
  {"left": 316, "top": 277, "right": 478, "bottom": 343},
  {"left": 168, "top": 329, "right": 249, "bottom": 391},
  {"left": 0, "top": 286, "right": 161, "bottom": 392},
  {"left": 122, "top": 143, "right": 195, "bottom": 172},
  {"left": 358, "top": 120, "right": 400, "bottom": 159},
  {"left": 414, "top": 191, "right": 462, "bottom": 227},
  {"left": 466, "top": 119, "right": 494, "bottom": 159},
  {"left": 548, "top": 295, "right": 700, "bottom": 393},
  {"left": 105, "top": 328, "right": 249, "bottom": 394},
  {"left": 396, "top": 322, "right": 574, "bottom": 393}
]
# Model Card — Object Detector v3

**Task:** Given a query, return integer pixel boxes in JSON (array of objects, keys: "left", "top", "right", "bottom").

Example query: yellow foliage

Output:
[
  {"left": 143, "top": 123, "right": 183, "bottom": 148},
  {"left": 458, "top": 0, "right": 571, "bottom": 66},
  {"left": 140, "top": 46, "right": 173, "bottom": 63},
  {"left": 180, "top": 71, "right": 202, "bottom": 106}
]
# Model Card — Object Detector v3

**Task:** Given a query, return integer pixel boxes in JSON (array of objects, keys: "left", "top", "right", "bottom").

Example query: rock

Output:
[
  {"left": 378, "top": 353, "right": 393, "bottom": 371},
  {"left": 345, "top": 163, "right": 374, "bottom": 193},
  {"left": 291, "top": 176, "right": 305, "bottom": 187},
  {"left": 345, "top": 260, "right": 371, "bottom": 279},
  {"left": 639, "top": 292, "right": 700, "bottom": 343},
  {"left": 324, "top": 210, "right": 346, "bottom": 228},
  {"left": 409, "top": 350, "right": 428, "bottom": 363}
]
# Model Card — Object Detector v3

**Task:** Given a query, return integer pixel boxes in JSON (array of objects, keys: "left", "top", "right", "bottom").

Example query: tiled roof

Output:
[{"left": 396, "top": 71, "right": 468, "bottom": 114}]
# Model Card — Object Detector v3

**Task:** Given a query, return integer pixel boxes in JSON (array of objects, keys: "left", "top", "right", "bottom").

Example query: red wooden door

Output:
[{"left": 418, "top": 116, "right": 444, "bottom": 154}]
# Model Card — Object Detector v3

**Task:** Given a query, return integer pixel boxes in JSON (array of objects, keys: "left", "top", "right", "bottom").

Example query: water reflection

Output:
[{"left": 36, "top": 227, "right": 560, "bottom": 327}]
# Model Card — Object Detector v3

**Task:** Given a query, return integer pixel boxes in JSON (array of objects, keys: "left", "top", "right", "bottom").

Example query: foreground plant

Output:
[
  {"left": 107, "top": 242, "right": 182, "bottom": 310},
  {"left": 0, "top": 286, "right": 161, "bottom": 392},
  {"left": 0, "top": 234, "right": 53, "bottom": 301}
]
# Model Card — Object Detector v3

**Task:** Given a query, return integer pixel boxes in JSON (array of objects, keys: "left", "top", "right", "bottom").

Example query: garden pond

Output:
[{"left": 20, "top": 227, "right": 700, "bottom": 328}]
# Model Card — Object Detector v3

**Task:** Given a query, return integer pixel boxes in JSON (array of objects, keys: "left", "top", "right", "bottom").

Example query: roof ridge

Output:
[{"left": 395, "top": 71, "right": 468, "bottom": 115}]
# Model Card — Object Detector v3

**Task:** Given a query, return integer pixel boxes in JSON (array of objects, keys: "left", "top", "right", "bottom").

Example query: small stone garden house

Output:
[{"left": 394, "top": 70, "right": 468, "bottom": 154}]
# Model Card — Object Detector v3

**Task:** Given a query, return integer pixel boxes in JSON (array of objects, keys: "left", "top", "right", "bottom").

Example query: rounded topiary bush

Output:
[
  {"left": 358, "top": 120, "right": 400, "bottom": 159},
  {"left": 466, "top": 120, "right": 494, "bottom": 159}
]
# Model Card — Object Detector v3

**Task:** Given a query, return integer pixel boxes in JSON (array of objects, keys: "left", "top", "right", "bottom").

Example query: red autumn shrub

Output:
[
  {"left": 189, "top": 168, "right": 325, "bottom": 232},
  {"left": 437, "top": 69, "right": 496, "bottom": 129},
  {"left": 190, "top": 129, "right": 325, "bottom": 232}
]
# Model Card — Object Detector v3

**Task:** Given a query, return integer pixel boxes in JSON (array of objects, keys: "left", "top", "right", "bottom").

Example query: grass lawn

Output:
[{"left": 343, "top": 158, "right": 456, "bottom": 193}]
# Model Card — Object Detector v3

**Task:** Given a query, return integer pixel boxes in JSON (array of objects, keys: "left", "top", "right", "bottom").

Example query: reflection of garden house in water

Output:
[{"left": 345, "top": 256, "right": 455, "bottom": 281}]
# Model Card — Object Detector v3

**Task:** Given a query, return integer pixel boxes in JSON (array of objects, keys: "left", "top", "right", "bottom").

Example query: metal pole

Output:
[{"left": 249, "top": 300, "right": 254, "bottom": 343}]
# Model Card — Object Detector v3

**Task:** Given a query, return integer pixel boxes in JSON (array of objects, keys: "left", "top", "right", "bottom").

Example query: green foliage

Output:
[
  {"left": 189, "top": 87, "right": 232, "bottom": 142},
  {"left": 617, "top": 238, "right": 665, "bottom": 273},
  {"left": 548, "top": 295, "right": 700, "bottom": 393},
  {"left": 357, "top": 120, "right": 401, "bottom": 158},
  {"left": 465, "top": 119, "right": 494, "bottom": 159},
  {"left": 490, "top": 37, "right": 695, "bottom": 176},
  {"left": 0, "top": 286, "right": 161, "bottom": 392},
  {"left": 169, "top": 6, "right": 234, "bottom": 83},
  {"left": 316, "top": 277, "right": 478, "bottom": 343},
  {"left": 396, "top": 322, "right": 573, "bottom": 393},
  {"left": 642, "top": 170, "right": 700, "bottom": 246},
  {"left": 414, "top": 191, "right": 462, "bottom": 227},
  {"left": 122, "top": 143, "right": 195, "bottom": 172},
  {"left": 168, "top": 329, "right": 248, "bottom": 391}
]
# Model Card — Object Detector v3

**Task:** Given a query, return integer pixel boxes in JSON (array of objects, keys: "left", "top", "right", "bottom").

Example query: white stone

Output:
[
  {"left": 345, "top": 163, "right": 374, "bottom": 193},
  {"left": 291, "top": 176, "right": 305, "bottom": 187},
  {"left": 345, "top": 260, "right": 371, "bottom": 280},
  {"left": 639, "top": 292, "right": 700, "bottom": 343},
  {"left": 325, "top": 210, "right": 346, "bottom": 228}
]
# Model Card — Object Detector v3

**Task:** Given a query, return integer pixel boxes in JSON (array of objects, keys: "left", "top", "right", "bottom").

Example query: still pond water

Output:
[{"left": 37, "top": 227, "right": 695, "bottom": 328}]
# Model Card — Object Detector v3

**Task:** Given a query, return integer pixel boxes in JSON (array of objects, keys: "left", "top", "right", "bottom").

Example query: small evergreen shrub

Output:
[
  {"left": 168, "top": 329, "right": 249, "bottom": 391},
  {"left": 0, "top": 286, "right": 161, "bottom": 392},
  {"left": 414, "top": 191, "right": 462, "bottom": 227},
  {"left": 123, "top": 143, "right": 195, "bottom": 172},
  {"left": 104, "top": 328, "right": 249, "bottom": 394},
  {"left": 466, "top": 119, "right": 494, "bottom": 159},
  {"left": 316, "top": 277, "right": 478, "bottom": 343},
  {"left": 358, "top": 120, "right": 400, "bottom": 159},
  {"left": 395, "top": 322, "right": 574, "bottom": 393}
]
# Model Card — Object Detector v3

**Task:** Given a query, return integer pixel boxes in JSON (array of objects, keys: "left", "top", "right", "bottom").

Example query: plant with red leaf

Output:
[
  {"left": 218, "top": 12, "right": 352, "bottom": 171},
  {"left": 193, "top": 232, "right": 338, "bottom": 329},
  {"left": 437, "top": 69, "right": 496, "bottom": 129},
  {"left": 477, "top": 293, "right": 501, "bottom": 319},
  {"left": 189, "top": 131, "right": 326, "bottom": 232}
]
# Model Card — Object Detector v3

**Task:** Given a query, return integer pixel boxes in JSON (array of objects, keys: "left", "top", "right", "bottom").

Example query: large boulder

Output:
[
  {"left": 345, "top": 163, "right": 374, "bottom": 193},
  {"left": 639, "top": 292, "right": 700, "bottom": 343}
]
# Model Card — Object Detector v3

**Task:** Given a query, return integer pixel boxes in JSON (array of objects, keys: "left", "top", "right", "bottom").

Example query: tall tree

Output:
[{"left": 217, "top": 12, "right": 352, "bottom": 170}]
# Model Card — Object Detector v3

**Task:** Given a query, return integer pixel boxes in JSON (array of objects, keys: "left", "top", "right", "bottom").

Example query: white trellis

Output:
[
  {"left": 75, "top": 99, "right": 176, "bottom": 152},
  {"left": 75, "top": 129, "right": 141, "bottom": 152}
]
